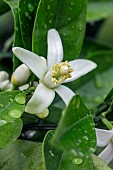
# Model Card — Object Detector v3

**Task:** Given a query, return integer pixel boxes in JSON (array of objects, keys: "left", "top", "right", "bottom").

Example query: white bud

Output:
[
  {"left": 0, "top": 71, "right": 9, "bottom": 82},
  {"left": 0, "top": 80, "right": 9, "bottom": 90},
  {"left": 11, "top": 64, "right": 31, "bottom": 86}
]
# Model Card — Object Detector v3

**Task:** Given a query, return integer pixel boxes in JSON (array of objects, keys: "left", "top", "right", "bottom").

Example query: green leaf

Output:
[
  {"left": 52, "top": 95, "right": 96, "bottom": 156},
  {"left": 67, "top": 50, "right": 113, "bottom": 109},
  {"left": 92, "top": 154, "right": 112, "bottom": 170},
  {"left": 33, "top": 0, "right": 87, "bottom": 60},
  {"left": 4, "top": 0, "right": 23, "bottom": 70},
  {"left": 0, "top": 0, "right": 10, "bottom": 15},
  {"left": 87, "top": 1, "right": 113, "bottom": 22},
  {"left": 43, "top": 130, "right": 93, "bottom": 170},
  {"left": 0, "top": 140, "right": 44, "bottom": 170},
  {"left": 0, "top": 90, "right": 26, "bottom": 148},
  {"left": 18, "top": 0, "right": 40, "bottom": 50}
]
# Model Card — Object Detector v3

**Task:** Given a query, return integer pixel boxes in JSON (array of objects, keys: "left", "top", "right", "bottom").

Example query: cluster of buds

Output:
[{"left": 0, "top": 71, "right": 12, "bottom": 91}]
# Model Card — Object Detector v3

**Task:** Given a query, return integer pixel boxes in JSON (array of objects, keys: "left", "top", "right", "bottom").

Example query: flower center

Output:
[{"left": 51, "top": 61, "right": 74, "bottom": 85}]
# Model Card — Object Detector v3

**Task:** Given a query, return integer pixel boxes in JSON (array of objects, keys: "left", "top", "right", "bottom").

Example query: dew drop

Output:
[
  {"left": 28, "top": 3, "right": 34, "bottom": 12},
  {"left": 71, "top": 149, "right": 77, "bottom": 156},
  {"left": 14, "top": 94, "right": 26, "bottom": 105},
  {"left": 89, "top": 147, "right": 95, "bottom": 153},
  {"left": 15, "top": 27, "right": 19, "bottom": 31},
  {"left": 0, "top": 103, "right": 3, "bottom": 108},
  {"left": 8, "top": 109, "right": 22, "bottom": 118},
  {"left": 9, "top": 98, "right": 13, "bottom": 102},
  {"left": 83, "top": 136, "right": 89, "bottom": 141},
  {"left": 47, "top": 5, "right": 51, "bottom": 10},
  {"left": 71, "top": 2, "right": 74, "bottom": 5},
  {"left": 49, "top": 150, "right": 54, "bottom": 157},
  {"left": 68, "top": 17, "right": 71, "bottom": 21},
  {"left": 0, "top": 120, "right": 6, "bottom": 126},
  {"left": 25, "top": 12, "right": 29, "bottom": 17},
  {"left": 72, "top": 157, "right": 83, "bottom": 165},
  {"left": 49, "top": 20, "right": 52, "bottom": 24}
]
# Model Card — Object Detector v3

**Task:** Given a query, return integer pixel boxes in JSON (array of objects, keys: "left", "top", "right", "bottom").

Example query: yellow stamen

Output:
[{"left": 51, "top": 61, "right": 74, "bottom": 85}]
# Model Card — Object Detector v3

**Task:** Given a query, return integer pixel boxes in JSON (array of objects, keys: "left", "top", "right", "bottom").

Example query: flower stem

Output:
[{"left": 101, "top": 117, "right": 113, "bottom": 130}]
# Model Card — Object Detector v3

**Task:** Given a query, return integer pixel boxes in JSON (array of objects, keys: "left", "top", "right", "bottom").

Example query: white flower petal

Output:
[
  {"left": 12, "top": 47, "right": 47, "bottom": 79},
  {"left": 0, "top": 71, "right": 9, "bottom": 82},
  {"left": 43, "top": 70, "right": 58, "bottom": 89},
  {"left": 96, "top": 128, "right": 113, "bottom": 147},
  {"left": 47, "top": 29, "right": 63, "bottom": 70},
  {"left": 25, "top": 83, "right": 55, "bottom": 114},
  {"left": 64, "top": 59, "right": 97, "bottom": 83},
  {"left": 54, "top": 85, "right": 75, "bottom": 105},
  {"left": 98, "top": 142, "right": 113, "bottom": 164}
]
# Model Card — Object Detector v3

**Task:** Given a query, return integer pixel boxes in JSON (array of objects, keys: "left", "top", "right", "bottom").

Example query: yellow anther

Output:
[{"left": 51, "top": 61, "right": 74, "bottom": 85}]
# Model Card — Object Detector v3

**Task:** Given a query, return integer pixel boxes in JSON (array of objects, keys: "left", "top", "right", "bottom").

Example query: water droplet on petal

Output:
[
  {"left": 8, "top": 109, "right": 22, "bottom": 118},
  {"left": 0, "top": 120, "right": 6, "bottom": 126},
  {"left": 72, "top": 157, "right": 83, "bottom": 165},
  {"left": 14, "top": 94, "right": 26, "bottom": 104}
]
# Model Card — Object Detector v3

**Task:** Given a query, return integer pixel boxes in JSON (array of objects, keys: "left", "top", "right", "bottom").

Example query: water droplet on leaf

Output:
[
  {"left": 14, "top": 94, "right": 26, "bottom": 104},
  {"left": 25, "top": 12, "right": 29, "bottom": 17},
  {"left": 0, "top": 120, "right": 6, "bottom": 126},
  {"left": 72, "top": 157, "right": 83, "bottom": 165},
  {"left": 0, "top": 103, "right": 3, "bottom": 108},
  {"left": 8, "top": 109, "right": 22, "bottom": 118},
  {"left": 49, "top": 150, "right": 54, "bottom": 157},
  {"left": 28, "top": 3, "right": 34, "bottom": 12}
]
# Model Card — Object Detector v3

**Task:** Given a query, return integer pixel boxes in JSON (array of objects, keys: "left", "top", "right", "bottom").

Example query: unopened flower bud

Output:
[
  {"left": 11, "top": 64, "right": 31, "bottom": 86},
  {"left": 0, "top": 80, "right": 9, "bottom": 90},
  {"left": 0, "top": 71, "right": 9, "bottom": 82}
]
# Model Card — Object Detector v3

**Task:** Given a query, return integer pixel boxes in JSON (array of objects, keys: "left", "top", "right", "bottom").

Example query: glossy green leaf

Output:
[
  {"left": 33, "top": 0, "right": 87, "bottom": 60},
  {"left": 18, "top": 0, "right": 40, "bottom": 50},
  {"left": 92, "top": 154, "right": 112, "bottom": 170},
  {"left": 52, "top": 95, "right": 96, "bottom": 156},
  {"left": 0, "top": 140, "right": 44, "bottom": 170},
  {"left": 87, "top": 1, "right": 113, "bottom": 22},
  {"left": 0, "top": 90, "right": 26, "bottom": 148},
  {"left": 4, "top": 0, "right": 23, "bottom": 70},
  {"left": 43, "top": 130, "right": 93, "bottom": 170}
]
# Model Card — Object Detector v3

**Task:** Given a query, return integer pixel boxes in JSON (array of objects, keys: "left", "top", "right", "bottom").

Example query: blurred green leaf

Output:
[
  {"left": 4, "top": 0, "right": 23, "bottom": 70},
  {"left": 92, "top": 154, "right": 112, "bottom": 170},
  {"left": 0, "top": 90, "right": 26, "bottom": 148},
  {"left": 87, "top": 1, "right": 113, "bottom": 22},
  {"left": 0, "top": 1, "right": 10, "bottom": 15},
  {"left": 43, "top": 130, "right": 93, "bottom": 170},
  {"left": 0, "top": 140, "right": 44, "bottom": 170},
  {"left": 18, "top": 0, "right": 40, "bottom": 50},
  {"left": 52, "top": 95, "right": 96, "bottom": 156},
  {"left": 97, "top": 15, "right": 113, "bottom": 46},
  {"left": 33, "top": 0, "right": 87, "bottom": 60}
]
